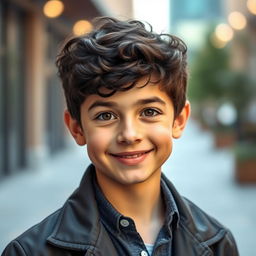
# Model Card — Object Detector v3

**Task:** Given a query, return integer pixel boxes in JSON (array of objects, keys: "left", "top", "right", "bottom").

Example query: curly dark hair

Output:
[{"left": 56, "top": 16, "right": 188, "bottom": 124}]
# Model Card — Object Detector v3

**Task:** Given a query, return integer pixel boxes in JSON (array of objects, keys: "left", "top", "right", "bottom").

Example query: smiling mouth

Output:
[
  {"left": 110, "top": 149, "right": 154, "bottom": 158},
  {"left": 109, "top": 149, "right": 154, "bottom": 166}
]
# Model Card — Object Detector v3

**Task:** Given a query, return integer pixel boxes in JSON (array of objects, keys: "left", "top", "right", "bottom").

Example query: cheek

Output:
[
  {"left": 86, "top": 132, "right": 107, "bottom": 164},
  {"left": 150, "top": 125, "right": 173, "bottom": 149},
  {"left": 86, "top": 128, "right": 112, "bottom": 153},
  {"left": 150, "top": 121, "right": 173, "bottom": 137}
]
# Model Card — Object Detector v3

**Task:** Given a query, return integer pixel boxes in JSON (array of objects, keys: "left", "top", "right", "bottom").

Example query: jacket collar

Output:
[
  {"left": 47, "top": 164, "right": 101, "bottom": 251},
  {"left": 46, "top": 165, "right": 218, "bottom": 255},
  {"left": 161, "top": 173, "right": 224, "bottom": 255}
]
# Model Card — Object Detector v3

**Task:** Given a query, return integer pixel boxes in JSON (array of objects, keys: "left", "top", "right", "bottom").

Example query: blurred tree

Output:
[
  {"left": 189, "top": 27, "right": 254, "bottom": 138},
  {"left": 189, "top": 25, "right": 256, "bottom": 182},
  {"left": 221, "top": 71, "right": 254, "bottom": 140},
  {"left": 189, "top": 28, "right": 230, "bottom": 103}
]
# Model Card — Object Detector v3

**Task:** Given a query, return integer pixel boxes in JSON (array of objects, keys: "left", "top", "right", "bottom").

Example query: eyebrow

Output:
[
  {"left": 88, "top": 96, "right": 166, "bottom": 111},
  {"left": 135, "top": 97, "right": 166, "bottom": 106},
  {"left": 88, "top": 101, "right": 118, "bottom": 111}
]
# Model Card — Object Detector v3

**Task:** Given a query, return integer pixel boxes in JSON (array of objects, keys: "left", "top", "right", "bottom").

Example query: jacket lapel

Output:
[
  {"left": 47, "top": 165, "right": 117, "bottom": 255},
  {"left": 172, "top": 224, "right": 212, "bottom": 256},
  {"left": 162, "top": 173, "right": 221, "bottom": 256}
]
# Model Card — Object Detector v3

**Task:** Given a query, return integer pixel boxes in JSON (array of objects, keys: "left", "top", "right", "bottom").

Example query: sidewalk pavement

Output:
[{"left": 0, "top": 120, "right": 255, "bottom": 255}]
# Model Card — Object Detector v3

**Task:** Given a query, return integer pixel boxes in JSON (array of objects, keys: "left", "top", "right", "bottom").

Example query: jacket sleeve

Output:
[
  {"left": 209, "top": 229, "right": 239, "bottom": 256},
  {"left": 1, "top": 240, "right": 27, "bottom": 256}
]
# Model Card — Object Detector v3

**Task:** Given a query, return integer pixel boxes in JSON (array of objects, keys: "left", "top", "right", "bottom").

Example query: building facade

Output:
[
  {"left": 0, "top": 0, "right": 133, "bottom": 179},
  {"left": 170, "top": 0, "right": 223, "bottom": 51}
]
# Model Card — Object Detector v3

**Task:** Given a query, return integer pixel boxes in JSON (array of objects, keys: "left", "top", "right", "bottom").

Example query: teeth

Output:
[
  {"left": 111, "top": 150, "right": 153, "bottom": 159},
  {"left": 119, "top": 153, "right": 143, "bottom": 158}
]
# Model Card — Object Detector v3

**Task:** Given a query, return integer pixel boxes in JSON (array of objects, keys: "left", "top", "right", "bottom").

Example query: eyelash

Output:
[
  {"left": 140, "top": 108, "right": 162, "bottom": 117},
  {"left": 94, "top": 108, "right": 162, "bottom": 121},
  {"left": 95, "top": 112, "right": 117, "bottom": 121}
]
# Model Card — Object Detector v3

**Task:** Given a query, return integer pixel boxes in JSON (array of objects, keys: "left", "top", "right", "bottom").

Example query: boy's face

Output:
[{"left": 65, "top": 77, "right": 190, "bottom": 188}]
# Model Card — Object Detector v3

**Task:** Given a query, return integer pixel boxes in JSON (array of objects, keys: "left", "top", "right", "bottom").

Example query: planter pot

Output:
[
  {"left": 235, "top": 159, "right": 256, "bottom": 183},
  {"left": 214, "top": 131, "right": 236, "bottom": 148}
]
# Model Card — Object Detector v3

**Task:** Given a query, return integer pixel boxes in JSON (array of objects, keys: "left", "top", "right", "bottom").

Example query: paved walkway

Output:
[{"left": 0, "top": 121, "right": 255, "bottom": 255}]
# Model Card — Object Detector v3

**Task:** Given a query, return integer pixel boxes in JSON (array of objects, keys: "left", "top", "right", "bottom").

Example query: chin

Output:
[
  {"left": 119, "top": 171, "right": 155, "bottom": 186},
  {"left": 118, "top": 178, "right": 147, "bottom": 186}
]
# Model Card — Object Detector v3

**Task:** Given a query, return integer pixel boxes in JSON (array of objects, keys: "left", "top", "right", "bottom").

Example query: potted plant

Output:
[
  {"left": 235, "top": 142, "right": 256, "bottom": 183},
  {"left": 213, "top": 124, "right": 237, "bottom": 148}
]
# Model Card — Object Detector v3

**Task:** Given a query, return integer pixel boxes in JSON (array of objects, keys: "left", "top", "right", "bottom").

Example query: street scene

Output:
[{"left": 1, "top": 0, "right": 256, "bottom": 255}]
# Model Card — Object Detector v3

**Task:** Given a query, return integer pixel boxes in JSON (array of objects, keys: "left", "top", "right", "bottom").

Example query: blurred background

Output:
[{"left": 0, "top": 0, "right": 256, "bottom": 255}]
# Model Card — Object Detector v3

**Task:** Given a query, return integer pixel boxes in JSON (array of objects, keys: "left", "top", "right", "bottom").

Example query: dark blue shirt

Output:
[{"left": 93, "top": 174, "right": 180, "bottom": 256}]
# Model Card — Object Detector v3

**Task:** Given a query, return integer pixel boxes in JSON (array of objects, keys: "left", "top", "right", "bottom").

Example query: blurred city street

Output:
[
  {"left": 1, "top": 0, "right": 256, "bottom": 255},
  {"left": 0, "top": 120, "right": 256, "bottom": 255}
]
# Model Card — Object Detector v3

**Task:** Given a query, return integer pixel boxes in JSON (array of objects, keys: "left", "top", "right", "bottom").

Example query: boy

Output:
[{"left": 2, "top": 17, "right": 238, "bottom": 256}]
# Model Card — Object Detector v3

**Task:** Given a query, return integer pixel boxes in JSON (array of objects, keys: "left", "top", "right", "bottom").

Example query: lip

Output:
[{"left": 109, "top": 149, "right": 154, "bottom": 166}]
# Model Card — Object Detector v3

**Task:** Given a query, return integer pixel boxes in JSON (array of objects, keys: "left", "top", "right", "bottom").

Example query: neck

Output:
[{"left": 96, "top": 171, "right": 165, "bottom": 244}]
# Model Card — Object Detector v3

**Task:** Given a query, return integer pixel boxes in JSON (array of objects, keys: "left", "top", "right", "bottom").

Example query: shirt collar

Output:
[{"left": 161, "top": 177, "right": 180, "bottom": 231}]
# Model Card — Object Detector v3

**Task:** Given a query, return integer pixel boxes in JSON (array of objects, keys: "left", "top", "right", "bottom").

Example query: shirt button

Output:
[
  {"left": 120, "top": 219, "right": 130, "bottom": 227},
  {"left": 140, "top": 251, "right": 148, "bottom": 256}
]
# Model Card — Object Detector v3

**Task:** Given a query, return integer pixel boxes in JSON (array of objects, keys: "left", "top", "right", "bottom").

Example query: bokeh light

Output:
[
  {"left": 217, "top": 103, "right": 237, "bottom": 126},
  {"left": 215, "top": 23, "right": 234, "bottom": 42},
  {"left": 228, "top": 11, "right": 247, "bottom": 30},
  {"left": 247, "top": 0, "right": 256, "bottom": 15},
  {"left": 43, "top": 0, "right": 64, "bottom": 18},
  {"left": 210, "top": 33, "right": 227, "bottom": 48},
  {"left": 73, "top": 20, "right": 93, "bottom": 36}
]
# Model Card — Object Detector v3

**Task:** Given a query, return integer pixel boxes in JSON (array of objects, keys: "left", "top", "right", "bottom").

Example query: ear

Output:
[
  {"left": 64, "top": 110, "right": 86, "bottom": 146},
  {"left": 172, "top": 101, "right": 191, "bottom": 139}
]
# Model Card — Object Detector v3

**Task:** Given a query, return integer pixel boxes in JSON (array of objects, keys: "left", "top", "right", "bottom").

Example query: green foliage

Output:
[
  {"left": 234, "top": 142, "right": 256, "bottom": 161},
  {"left": 220, "top": 71, "right": 253, "bottom": 111},
  {"left": 189, "top": 26, "right": 254, "bottom": 118},
  {"left": 189, "top": 28, "right": 230, "bottom": 102}
]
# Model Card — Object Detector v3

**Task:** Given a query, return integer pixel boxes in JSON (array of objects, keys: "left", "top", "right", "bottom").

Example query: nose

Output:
[{"left": 116, "top": 118, "right": 142, "bottom": 145}]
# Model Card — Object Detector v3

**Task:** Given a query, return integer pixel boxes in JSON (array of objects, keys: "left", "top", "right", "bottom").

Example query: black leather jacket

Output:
[{"left": 2, "top": 165, "right": 239, "bottom": 256}]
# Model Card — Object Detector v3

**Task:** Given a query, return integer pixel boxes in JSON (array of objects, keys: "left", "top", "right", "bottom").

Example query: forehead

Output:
[{"left": 82, "top": 82, "right": 173, "bottom": 111}]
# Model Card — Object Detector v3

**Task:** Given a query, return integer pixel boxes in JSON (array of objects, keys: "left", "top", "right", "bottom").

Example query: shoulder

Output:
[
  {"left": 2, "top": 166, "right": 100, "bottom": 256},
  {"left": 161, "top": 175, "right": 239, "bottom": 255},
  {"left": 162, "top": 174, "right": 233, "bottom": 238},
  {"left": 1, "top": 209, "right": 61, "bottom": 256},
  {"left": 179, "top": 197, "right": 239, "bottom": 255},
  {"left": 1, "top": 240, "right": 26, "bottom": 256},
  {"left": 180, "top": 197, "right": 233, "bottom": 239}
]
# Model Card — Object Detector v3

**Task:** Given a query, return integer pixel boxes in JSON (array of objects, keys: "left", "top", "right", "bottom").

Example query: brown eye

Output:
[
  {"left": 142, "top": 108, "right": 160, "bottom": 117},
  {"left": 96, "top": 112, "right": 116, "bottom": 120}
]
